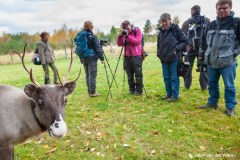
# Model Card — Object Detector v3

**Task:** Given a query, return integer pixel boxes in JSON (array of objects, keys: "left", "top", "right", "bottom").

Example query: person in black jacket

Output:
[
  {"left": 157, "top": 13, "right": 188, "bottom": 102},
  {"left": 79, "top": 21, "right": 105, "bottom": 97},
  {"left": 181, "top": 5, "right": 209, "bottom": 90}
]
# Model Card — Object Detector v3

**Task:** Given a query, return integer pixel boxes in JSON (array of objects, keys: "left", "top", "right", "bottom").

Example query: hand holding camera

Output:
[{"left": 121, "top": 29, "right": 129, "bottom": 37}]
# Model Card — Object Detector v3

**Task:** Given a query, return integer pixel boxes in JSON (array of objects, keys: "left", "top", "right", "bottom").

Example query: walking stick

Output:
[
  {"left": 106, "top": 44, "right": 125, "bottom": 101},
  {"left": 123, "top": 63, "right": 126, "bottom": 91}
]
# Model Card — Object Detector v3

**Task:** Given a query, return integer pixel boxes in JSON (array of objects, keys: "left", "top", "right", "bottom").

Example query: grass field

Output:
[{"left": 0, "top": 43, "right": 240, "bottom": 160}]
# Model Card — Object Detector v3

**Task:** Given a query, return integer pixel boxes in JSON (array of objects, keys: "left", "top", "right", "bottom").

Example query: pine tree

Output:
[
  {"left": 143, "top": 19, "right": 153, "bottom": 35},
  {"left": 108, "top": 26, "right": 117, "bottom": 42}
]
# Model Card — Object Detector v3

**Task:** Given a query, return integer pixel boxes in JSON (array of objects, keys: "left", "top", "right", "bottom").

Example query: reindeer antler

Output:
[
  {"left": 63, "top": 39, "right": 74, "bottom": 84},
  {"left": 13, "top": 44, "right": 40, "bottom": 87}
]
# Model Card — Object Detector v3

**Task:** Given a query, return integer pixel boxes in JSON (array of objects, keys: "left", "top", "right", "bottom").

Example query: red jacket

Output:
[{"left": 117, "top": 28, "right": 143, "bottom": 57}]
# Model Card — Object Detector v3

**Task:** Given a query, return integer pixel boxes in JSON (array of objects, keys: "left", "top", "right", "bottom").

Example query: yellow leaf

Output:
[
  {"left": 200, "top": 146, "right": 205, "bottom": 151},
  {"left": 46, "top": 147, "right": 57, "bottom": 154},
  {"left": 43, "top": 144, "right": 49, "bottom": 149},
  {"left": 168, "top": 129, "right": 173, "bottom": 133}
]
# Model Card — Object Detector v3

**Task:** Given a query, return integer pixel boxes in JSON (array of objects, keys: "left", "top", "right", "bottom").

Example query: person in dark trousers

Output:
[
  {"left": 157, "top": 13, "right": 188, "bottom": 102},
  {"left": 200, "top": 0, "right": 240, "bottom": 116},
  {"left": 38, "top": 32, "right": 59, "bottom": 84},
  {"left": 181, "top": 5, "right": 209, "bottom": 90},
  {"left": 78, "top": 21, "right": 105, "bottom": 97},
  {"left": 117, "top": 20, "right": 144, "bottom": 96}
]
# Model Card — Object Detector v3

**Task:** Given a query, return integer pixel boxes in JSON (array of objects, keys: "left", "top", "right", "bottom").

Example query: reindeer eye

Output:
[
  {"left": 64, "top": 97, "right": 68, "bottom": 104},
  {"left": 38, "top": 100, "right": 43, "bottom": 106}
]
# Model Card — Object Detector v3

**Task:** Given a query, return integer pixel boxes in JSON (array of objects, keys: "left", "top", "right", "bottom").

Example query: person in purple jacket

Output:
[{"left": 117, "top": 20, "right": 143, "bottom": 96}]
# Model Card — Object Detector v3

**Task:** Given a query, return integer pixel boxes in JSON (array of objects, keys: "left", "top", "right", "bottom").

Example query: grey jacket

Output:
[
  {"left": 37, "top": 40, "right": 55, "bottom": 65},
  {"left": 204, "top": 12, "right": 240, "bottom": 68}
]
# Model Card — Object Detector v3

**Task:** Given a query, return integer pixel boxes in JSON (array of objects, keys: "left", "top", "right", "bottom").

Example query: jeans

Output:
[
  {"left": 184, "top": 55, "right": 208, "bottom": 90},
  {"left": 124, "top": 56, "right": 143, "bottom": 93},
  {"left": 162, "top": 60, "right": 180, "bottom": 98},
  {"left": 82, "top": 58, "right": 98, "bottom": 94},
  {"left": 207, "top": 64, "right": 237, "bottom": 109},
  {"left": 43, "top": 63, "right": 59, "bottom": 84}
]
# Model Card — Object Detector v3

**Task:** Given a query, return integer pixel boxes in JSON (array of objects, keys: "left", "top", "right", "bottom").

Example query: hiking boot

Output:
[
  {"left": 136, "top": 92, "right": 142, "bottom": 96},
  {"left": 167, "top": 97, "right": 178, "bottom": 102},
  {"left": 200, "top": 103, "right": 218, "bottom": 109},
  {"left": 162, "top": 95, "right": 171, "bottom": 100},
  {"left": 226, "top": 108, "right": 234, "bottom": 116},
  {"left": 129, "top": 90, "right": 135, "bottom": 95},
  {"left": 90, "top": 92, "right": 101, "bottom": 97}
]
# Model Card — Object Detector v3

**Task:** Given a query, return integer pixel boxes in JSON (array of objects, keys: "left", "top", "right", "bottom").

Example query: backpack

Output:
[
  {"left": 133, "top": 27, "right": 148, "bottom": 60},
  {"left": 187, "top": 16, "right": 209, "bottom": 52},
  {"left": 74, "top": 31, "right": 95, "bottom": 59},
  {"left": 32, "top": 46, "right": 47, "bottom": 65}
]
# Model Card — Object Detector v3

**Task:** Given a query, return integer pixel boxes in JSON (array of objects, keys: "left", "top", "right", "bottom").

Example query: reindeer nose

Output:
[{"left": 49, "top": 114, "right": 67, "bottom": 138}]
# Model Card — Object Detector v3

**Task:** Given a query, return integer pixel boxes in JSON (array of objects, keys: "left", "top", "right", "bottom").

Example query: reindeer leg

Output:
[{"left": 0, "top": 145, "right": 14, "bottom": 160}]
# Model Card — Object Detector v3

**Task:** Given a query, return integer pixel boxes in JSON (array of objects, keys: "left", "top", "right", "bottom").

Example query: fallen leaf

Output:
[
  {"left": 189, "top": 154, "right": 193, "bottom": 159},
  {"left": 43, "top": 144, "right": 49, "bottom": 149},
  {"left": 168, "top": 130, "right": 173, "bottom": 133},
  {"left": 86, "top": 131, "right": 92, "bottom": 135},
  {"left": 22, "top": 140, "right": 32, "bottom": 145},
  {"left": 96, "top": 132, "right": 103, "bottom": 141},
  {"left": 96, "top": 152, "right": 101, "bottom": 156},
  {"left": 90, "top": 148, "right": 95, "bottom": 152},
  {"left": 150, "top": 150, "right": 156, "bottom": 155},
  {"left": 46, "top": 147, "right": 57, "bottom": 154},
  {"left": 200, "top": 146, "right": 205, "bottom": 151},
  {"left": 123, "top": 144, "right": 130, "bottom": 148},
  {"left": 152, "top": 131, "right": 159, "bottom": 136}
]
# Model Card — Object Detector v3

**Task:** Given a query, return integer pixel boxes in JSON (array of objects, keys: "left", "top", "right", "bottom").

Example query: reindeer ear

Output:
[
  {"left": 64, "top": 81, "right": 77, "bottom": 96},
  {"left": 24, "top": 84, "right": 38, "bottom": 98}
]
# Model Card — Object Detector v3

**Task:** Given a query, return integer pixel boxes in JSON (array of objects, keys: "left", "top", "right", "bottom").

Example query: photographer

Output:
[
  {"left": 117, "top": 20, "right": 143, "bottom": 96},
  {"left": 75, "top": 21, "right": 104, "bottom": 97},
  {"left": 157, "top": 13, "right": 188, "bottom": 102}
]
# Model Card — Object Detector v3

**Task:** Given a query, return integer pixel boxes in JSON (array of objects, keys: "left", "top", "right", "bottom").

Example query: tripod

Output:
[
  {"left": 103, "top": 53, "right": 118, "bottom": 88},
  {"left": 106, "top": 44, "right": 125, "bottom": 101},
  {"left": 103, "top": 60, "right": 112, "bottom": 98}
]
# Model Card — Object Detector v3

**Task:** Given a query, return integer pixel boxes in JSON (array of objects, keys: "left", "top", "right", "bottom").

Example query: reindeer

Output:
[{"left": 0, "top": 44, "right": 80, "bottom": 160}]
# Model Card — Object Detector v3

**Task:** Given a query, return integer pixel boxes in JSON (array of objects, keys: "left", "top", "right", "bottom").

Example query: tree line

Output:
[{"left": 0, "top": 17, "right": 180, "bottom": 55}]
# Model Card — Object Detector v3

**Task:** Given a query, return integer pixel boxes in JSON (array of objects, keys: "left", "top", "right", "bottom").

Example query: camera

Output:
[
  {"left": 100, "top": 39, "right": 108, "bottom": 46},
  {"left": 121, "top": 29, "right": 128, "bottom": 36}
]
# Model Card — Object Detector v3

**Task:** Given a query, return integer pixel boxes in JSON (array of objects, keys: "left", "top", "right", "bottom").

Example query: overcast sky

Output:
[{"left": 0, "top": 0, "right": 240, "bottom": 34}]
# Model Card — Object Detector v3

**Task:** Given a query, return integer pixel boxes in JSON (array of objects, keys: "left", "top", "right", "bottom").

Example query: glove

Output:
[{"left": 197, "top": 59, "right": 203, "bottom": 67}]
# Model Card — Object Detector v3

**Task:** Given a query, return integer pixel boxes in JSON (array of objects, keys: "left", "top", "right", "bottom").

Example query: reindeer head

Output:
[{"left": 13, "top": 43, "right": 80, "bottom": 138}]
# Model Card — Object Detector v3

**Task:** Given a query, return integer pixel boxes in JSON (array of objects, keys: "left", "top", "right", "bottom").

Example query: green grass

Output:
[{"left": 1, "top": 45, "right": 240, "bottom": 160}]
